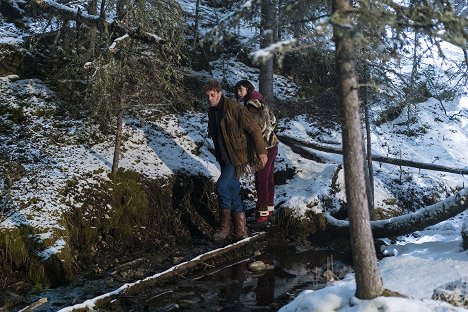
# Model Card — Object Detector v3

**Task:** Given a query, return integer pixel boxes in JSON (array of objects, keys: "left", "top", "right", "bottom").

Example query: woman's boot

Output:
[
  {"left": 250, "top": 207, "right": 269, "bottom": 230},
  {"left": 213, "top": 209, "right": 231, "bottom": 243},
  {"left": 232, "top": 212, "right": 248, "bottom": 241}
]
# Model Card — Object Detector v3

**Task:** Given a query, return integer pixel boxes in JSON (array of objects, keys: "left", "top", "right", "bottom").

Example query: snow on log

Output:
[
  {"left": 109, "top": 34, "right": 130, "bottom": 53},
  {"left": 278, "top": 135, "right": 468, "bottom": 175},
  {"left": 31, "top": 0, "right": 165, "bottom": 46},
  {"left": 324, "top": 188, "right": 468, "bottom": 238},
  {"left": 32, "top": 0, "right": 102, "bottom": 27}
]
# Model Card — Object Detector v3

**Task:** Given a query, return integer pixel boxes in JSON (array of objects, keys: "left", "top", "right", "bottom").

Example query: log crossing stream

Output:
[{"left": 26, "top": 237, "right": 352, "bottom": 311}]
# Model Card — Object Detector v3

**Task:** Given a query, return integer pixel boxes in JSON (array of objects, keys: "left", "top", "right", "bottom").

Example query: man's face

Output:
[{"left": 206, "top": 90, "right": 222, "bottom": 107}]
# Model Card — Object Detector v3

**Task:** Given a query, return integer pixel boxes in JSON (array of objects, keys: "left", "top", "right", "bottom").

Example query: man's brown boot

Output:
[
  {"left": 232, "top": 212, "right": 248, "bottom": 241},
  {"left": 213, "top": 209, "right": 231, "bottom": 243}
]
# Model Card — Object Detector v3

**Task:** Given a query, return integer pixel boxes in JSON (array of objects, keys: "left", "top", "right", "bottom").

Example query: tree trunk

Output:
[
  {"left": 111, "top": 108, "right": 123, "bottom": 178},
  {"left": 194, "top": 0, "right": 201, "bottom": 44},
  {"left": 332, "top": 0, "right": 383, "bottom": 299},
  {"left": 259, "top": 0, "right": 275, "bottom": 104},
  {"left": 364, "top": 106, "right": 375, "bottom": 220},
  {"left": 324, "top": 188, "right": 468, "bottom": 238},
  {"left": 363, "top": 65, "right": 375, "bottom": 220}
]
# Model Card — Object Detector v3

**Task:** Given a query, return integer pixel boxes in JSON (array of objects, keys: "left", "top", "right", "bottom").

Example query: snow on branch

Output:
[
  {"left": 32, "top": 0, "right": 103, "bottom": 27},
  {"left": 109, "top": 28, "right": 164, "bottom": 53},
  {"left": 325, "top": 188, "right": 468, "bottom": 238},
  {"left": 250, "top": 39, "right": 297, "bottom": 64},
  {"left": 109, "top": 34, "right": 130, "bottom": 53}
]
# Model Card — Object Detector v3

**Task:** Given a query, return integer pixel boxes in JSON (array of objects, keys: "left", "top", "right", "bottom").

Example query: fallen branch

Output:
[
  {"left": 121, "top": 233, "right": 265, "bottom": 295},
  {"left": 18, "top": 298, "right": 48, "bottom": 312},
  {"left": 278, "top": 135, "right": 468, "bottom": 175}
]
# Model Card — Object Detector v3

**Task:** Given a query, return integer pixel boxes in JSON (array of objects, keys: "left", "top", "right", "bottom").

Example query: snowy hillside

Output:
[
  {"left": 2, "top": 67, "right": 466, "bottom": 247},
  {"left": 1, "top": 0, "right": 468, "bottom": 310}
]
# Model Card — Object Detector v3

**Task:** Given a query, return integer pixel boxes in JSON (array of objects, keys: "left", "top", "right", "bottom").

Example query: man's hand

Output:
[{"left": 259, "top": 154, "right": 268, "bottom": 168}]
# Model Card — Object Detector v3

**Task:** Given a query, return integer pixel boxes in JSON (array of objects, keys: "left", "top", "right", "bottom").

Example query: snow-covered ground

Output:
[
  {"left": 280, "top": 211, "right": 468, "bottom": 311},
  {"left": 2, "top": 1, "right": 468, "bottom": 310},
  {"left": 1, "top": 70, "right": 467, "bottom": 310}
]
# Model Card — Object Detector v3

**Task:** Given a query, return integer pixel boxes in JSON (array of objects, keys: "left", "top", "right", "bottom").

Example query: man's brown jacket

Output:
[{"left": 208, "top": 96, "right": 267, "bottom": 177}]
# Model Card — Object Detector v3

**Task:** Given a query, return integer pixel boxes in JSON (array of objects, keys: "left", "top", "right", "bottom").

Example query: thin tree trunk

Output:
[
  {"left": 86, "top": 0, "right": 97, "bottom": 57},
  {"left": 116, "top": 0, "right": 129, "bottom": 20},
  {"left": 407, "top": 31, "right": 419, "bottom": 132},
  {"left": 111, "top": 16, "right": 128, "bottom": 178},
  {"left": 332, "top": 0, "right": 383, "bottom": 299},
  {"left": 259, "top": 0, "right": 275, "bottom": 104},
  {"left": 111, "top": 107, "right": 123, "bottom": 177},
  {"left": 194, "top": 0, "right": 200, "bottom": 44},
  {"left": 364, "top": 105, "right": 375, "bottom": 220},
  {"left": 87, "top": 0, "right": 97, "bottom": 14},
  {"left": 99, "top": 0, "right": 107, "bottom": 35},
  {"left": 362, "top": 64, "right": 375, "bottom": 220}
]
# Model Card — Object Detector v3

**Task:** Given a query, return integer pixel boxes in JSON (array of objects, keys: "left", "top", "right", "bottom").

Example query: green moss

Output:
[
  {"left": 62, "top": 169, "right": 153, "bottom": 263},
  {"left": 374, "top": 204, "right": 403, "bottom": 220},
  {"left": 0, "top": 227, "right": 47, "bottom": 286},
  {"left": 277, "top": 209, "right": 326, "bottom": 242},
  {"left": 0, "top": 227, "right": 30, "bottom": 267},
  {"left": 109, "top": 170, "right": 149, "bottom": 238}
]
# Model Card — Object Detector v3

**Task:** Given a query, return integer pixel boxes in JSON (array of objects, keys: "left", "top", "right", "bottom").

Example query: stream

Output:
[{"left": 22, "top": 244, "right": 352, "bottom": 311}]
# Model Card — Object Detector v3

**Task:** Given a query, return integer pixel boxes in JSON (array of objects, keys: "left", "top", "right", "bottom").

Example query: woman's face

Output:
[{"left": 237, "top": 85, "right": 248, "bottom": 99}]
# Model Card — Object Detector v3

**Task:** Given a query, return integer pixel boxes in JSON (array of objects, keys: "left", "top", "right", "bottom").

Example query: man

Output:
[{"left": 204, "top": 79, "right": 267, "bottom": 243}]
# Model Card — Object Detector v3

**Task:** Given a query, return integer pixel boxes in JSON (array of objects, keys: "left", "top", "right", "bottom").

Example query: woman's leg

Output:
[
  {"left": 267, "top": 145, "right": 278, "bottom": 207},
  {"left": 254, "top": 145, "right": 277, "bottom": 223}
]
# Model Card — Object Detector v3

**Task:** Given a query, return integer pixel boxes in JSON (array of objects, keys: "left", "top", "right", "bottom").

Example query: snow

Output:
[
  {"left": 0, "top": 68, "right": 463, "bottom": 311},
  {"left": 280, "top": 213, "right": 468, "bottom": 311},
  {"left": 1, "top": 2, "right": 468, "bottom": 310}
]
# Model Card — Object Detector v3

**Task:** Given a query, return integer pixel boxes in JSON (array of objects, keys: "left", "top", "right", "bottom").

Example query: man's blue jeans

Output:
[{"left": 216, "top": 163, "right": 243, "bottom": 214}]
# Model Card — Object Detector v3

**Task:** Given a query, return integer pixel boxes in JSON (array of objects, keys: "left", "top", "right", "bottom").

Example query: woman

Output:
[{"left": 235, "top": 80, "right": 278, "bottom": 228}]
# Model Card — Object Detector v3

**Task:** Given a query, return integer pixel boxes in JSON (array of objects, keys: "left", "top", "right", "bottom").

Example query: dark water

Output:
[
  {"left": 16, "top": 244, "right": 352, "bottom": 311},
  {"left": 106, "top": 245, "right": 353, "bottom": 311}
]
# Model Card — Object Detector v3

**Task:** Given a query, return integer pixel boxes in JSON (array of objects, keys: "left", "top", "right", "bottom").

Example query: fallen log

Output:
[
  {"left": 278, "top": 135, "right": 468, "bottom": 175},
  {"left": 323, "top": 188, "right": 468, "bottom": 238}
]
